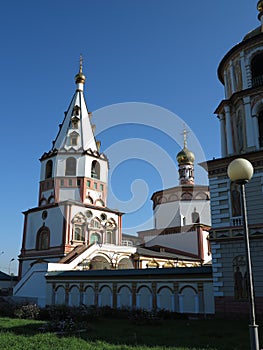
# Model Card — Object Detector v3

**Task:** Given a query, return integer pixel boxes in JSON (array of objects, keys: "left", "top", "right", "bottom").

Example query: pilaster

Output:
[{"left": 224, "top": 105, "right": 234, "bottom": 154}]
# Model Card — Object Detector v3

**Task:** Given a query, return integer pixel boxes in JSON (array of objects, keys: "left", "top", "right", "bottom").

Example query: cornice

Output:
[
  {"left": 218, "top": 31, "right": 263, "bottom": 84},
  {"left": 214, "top": 86, "right": 263, "bottom": 115},
  {"left": 204, "top": 149, "right": 263, "bottom": 177}
]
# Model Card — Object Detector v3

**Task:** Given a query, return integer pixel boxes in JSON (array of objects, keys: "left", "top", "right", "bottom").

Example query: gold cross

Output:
[{"left": 181, "top": 127, "right": 189, "bottom": 148}]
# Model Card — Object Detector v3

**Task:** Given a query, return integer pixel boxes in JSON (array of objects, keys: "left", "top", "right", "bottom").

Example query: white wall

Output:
[
  {"left": 154, "top": 200, "right": 211, "bottom": 229},
  {"left": 25, "top": 206, "right": 65, "bottom": 250}
]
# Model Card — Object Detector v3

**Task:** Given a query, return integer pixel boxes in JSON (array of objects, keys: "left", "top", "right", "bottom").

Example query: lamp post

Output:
[{"left": 227, "top": 158, "right": 259, "bottom": 350}]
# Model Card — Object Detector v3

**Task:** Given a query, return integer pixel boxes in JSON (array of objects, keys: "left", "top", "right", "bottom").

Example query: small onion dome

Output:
[
  {"left": 75, "top": 70, "right": 86, "bottom": 84},
  {"left": 176, "top": 146, "right": 195, "bottom": 165}
]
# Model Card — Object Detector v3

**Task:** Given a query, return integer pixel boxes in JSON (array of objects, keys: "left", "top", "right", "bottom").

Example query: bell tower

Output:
[
  {"left": 18, "top": 58, "right": 123, "bottom": 281},
  {"left": 205, "top": 3, "right": 263, "bottom": 317},
  {"left": 39, "top": 57, "right": 108, "bottom": 207}
]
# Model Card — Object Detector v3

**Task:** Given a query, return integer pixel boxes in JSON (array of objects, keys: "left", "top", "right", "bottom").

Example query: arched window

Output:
[
  {"left": 230, "top": 182, "right": 241, "bottom": 217},
  {"left": 90, "top": 232, "right": 101, "bottom": 245},
  {"left": 91, "top": 160, "right": 100, "bottom": 179},
  {"left": 36, "top": 226, "right": 50, "bottom": 250},
  {"left": 69, "top": 132, "right": 79, "bottom": 146},
  {"left": 74, "top": 226, "right": 85, "bottom": 241},
  {"left": 72, "top": 213, "right": 86, "bottom": 242},
  {"left": 45, "top": 160, "right": 53, "bottom": 179},
  {"left": 71, "top": 117, "right": 79, "bottom": 129},
  {"left": 89, "top": 218, "right": 102, "bottom": 244},
  {"left": 65, "top": 157, "right": 76, "bottom": 176},
  {"left": 73, "top": 105, "right": 80, "bottom": 116},
  {"left": 105, "top": 219, "right": 117, "bottom": 244},
  {"left": 251, "top": 53, "right": 263, "bottom": 87},
  {"left": 192, "top": 208, "right": 200, "bottom": 223},
  {"left": 258, "top": 110, "right": 263, "bottom": 147}
]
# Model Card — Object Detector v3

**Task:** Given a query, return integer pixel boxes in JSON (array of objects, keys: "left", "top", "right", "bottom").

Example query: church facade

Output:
[
  {"left": 13, "top": 59, "right": 213, "bottom": 309},
  {"left": 204, "top": 1, "right": 263, "bottom": 317}
]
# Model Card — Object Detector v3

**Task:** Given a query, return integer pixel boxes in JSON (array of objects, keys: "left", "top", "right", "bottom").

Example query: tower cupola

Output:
[{"left": 176, "top": 130, "right": 195, "bottom": 185}]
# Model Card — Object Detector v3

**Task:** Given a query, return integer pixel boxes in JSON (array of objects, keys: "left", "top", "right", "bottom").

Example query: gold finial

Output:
[{"left": 75, "top": 54, "right": 86, "bottom": 85}]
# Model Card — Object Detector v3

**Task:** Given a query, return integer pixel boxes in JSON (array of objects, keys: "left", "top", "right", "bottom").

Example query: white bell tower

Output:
[{"left": 18, "top": 58, "right": 123, "bottom": 280}]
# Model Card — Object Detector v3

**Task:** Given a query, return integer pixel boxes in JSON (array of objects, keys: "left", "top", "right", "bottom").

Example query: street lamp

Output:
[{"left": 227, "top": 158, "right": 259, "bottom": 350}]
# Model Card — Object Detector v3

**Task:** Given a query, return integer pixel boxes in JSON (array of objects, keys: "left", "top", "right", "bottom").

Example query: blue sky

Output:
[{"left": 0, "top": 0, "right": 258, "bottom": 274}]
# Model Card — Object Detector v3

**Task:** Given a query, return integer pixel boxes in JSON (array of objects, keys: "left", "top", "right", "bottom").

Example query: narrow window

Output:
[
  {"left": 74, "top": 225, "right": 85, "bottom": 241},
  {"left": 70, "top": 136, "right": 78, "bottom": 146},
  {"left": 45, "top": 160, "right": 53, "bottom": 179},
  {"left": 91, "top": 160, "right": 100, "bottom": 179},
  {"left": 73, "top": 105, "right": 80, "bottom": 116},
  {"left": 106, "top": 231, "right": 112, "bottom": 244},
  {"left": 69, "top": 179, "right": 73, "bottom": 187},
  {"left": 94, "top": 182, "right": 97, "bottom": 189},
  {"left": 258, "top": 110, "right": 263, "bottom": 147},
  {"left": 36, "top": 226, "right": 50, "bottom": 250},
  {"left": 100, "top": 184, "right": 104, "bottom": 191},
  {"left": 87, "top": 180, "right": 91, "bottom": 188},
  {"left": 251, "top": 53, "right": 263, "bottom": 88},
  {"left": 65, "top": 157, "right": 76, "bottom": 176}
]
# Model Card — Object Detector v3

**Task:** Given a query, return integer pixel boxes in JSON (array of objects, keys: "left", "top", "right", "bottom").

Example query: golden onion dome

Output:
[{"left": 176, "top": 146, "right": 195, "bottom": 165}]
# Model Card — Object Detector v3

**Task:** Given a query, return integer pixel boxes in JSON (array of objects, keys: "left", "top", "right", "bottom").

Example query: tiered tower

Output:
[
  {"left": 205, "top": 2, "right": 263, "bottom": 317},
  {"left": 18, "top": 59, "right": 123, "bottom": 280}
]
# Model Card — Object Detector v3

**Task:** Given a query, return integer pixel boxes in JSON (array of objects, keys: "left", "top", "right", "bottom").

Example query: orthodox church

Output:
[
  {"left": 204, "top": 1, "right": 263, "bottom": 317},
  {"left": 13, "top": 58, "right": 211, "bottom": 307}
]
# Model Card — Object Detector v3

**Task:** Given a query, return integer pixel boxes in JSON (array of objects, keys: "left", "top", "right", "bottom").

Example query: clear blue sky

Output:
[{"left": 0, "top": 0, "right": 258, "bottom": 274}]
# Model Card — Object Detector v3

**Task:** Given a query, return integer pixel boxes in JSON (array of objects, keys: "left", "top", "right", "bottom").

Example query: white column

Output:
[
  {"left": 224, "top": 70, "right": 230, "bottom": 99},
  {"left": 230, "top": 61, "right": 236, "bottom": 93},
  {"left": 224, "top": 105, "right": 234, "bottom": 154},
  {"left": 240, "top": 51, "right": 248, "bottom": 89},
  {"left": 243, "top": 96, "right": 255, "bottom": 149},
  {"left": 252, "top": 114, "right": 260, "bottom": 149},
  {"left": 219, "top": 114, "right": 227, "bottom": 157}
]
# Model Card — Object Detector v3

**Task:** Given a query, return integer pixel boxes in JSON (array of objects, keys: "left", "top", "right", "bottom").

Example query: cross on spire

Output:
[
  {"left": 79, "top": 54, "right": 83, "bottom": 74},
  {"left": 181, "top": 127, "right": 189, "bottom": 148}
]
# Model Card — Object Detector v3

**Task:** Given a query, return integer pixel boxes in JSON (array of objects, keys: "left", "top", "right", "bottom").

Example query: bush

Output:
[
  {"left": 129, "top": 308, "right": 162, "bottom": 325},
  {"left": 14, "top": 304, "right": 40, "bottom": 320}
]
